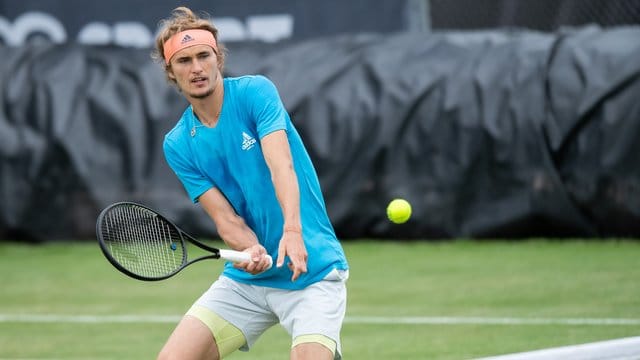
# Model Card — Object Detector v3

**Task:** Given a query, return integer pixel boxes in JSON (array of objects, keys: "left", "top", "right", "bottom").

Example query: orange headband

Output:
[{"left": 163, "top": 29, "right": 218, "bottom": 64}]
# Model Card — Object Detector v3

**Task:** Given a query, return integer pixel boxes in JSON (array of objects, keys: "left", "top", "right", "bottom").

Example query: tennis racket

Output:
[{"left": 96, "top": 201, "right": 272, "bottom": 281}]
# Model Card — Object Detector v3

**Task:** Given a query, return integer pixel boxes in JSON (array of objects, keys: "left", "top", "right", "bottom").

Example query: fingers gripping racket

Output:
[{"left": 96, "top": 202, "right": 272, "bottom": 281}]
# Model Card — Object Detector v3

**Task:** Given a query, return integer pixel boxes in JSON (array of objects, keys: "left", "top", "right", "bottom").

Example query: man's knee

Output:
[{"left": 291, "top": 334, "right": 336, "bottom": 359}]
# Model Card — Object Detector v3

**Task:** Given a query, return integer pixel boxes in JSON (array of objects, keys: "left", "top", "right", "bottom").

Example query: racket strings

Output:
[{"left": 100, "top": 204, "right": 185, "bottom": 278}]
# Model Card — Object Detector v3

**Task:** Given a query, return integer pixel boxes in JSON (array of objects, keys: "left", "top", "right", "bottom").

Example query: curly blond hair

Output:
[{"left": 152, "top": 7, "right": 226, "bottom": 84}]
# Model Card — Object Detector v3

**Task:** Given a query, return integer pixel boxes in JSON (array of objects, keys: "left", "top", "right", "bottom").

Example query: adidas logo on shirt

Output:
[{"left": 242, "top": 132, "right": 257, "bottom": 150}]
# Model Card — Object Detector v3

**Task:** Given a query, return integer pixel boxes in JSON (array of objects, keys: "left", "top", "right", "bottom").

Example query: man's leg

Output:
[
  {"left": 157, "top": 315, "right": 219, "bottom": 360},
  {"left": 159, "top": 276, "right": 276, "bottom": 359},
  {"left": 271, "top": 270, "right": 348, "bottom": 360},
  {"left": 291, "top": 335, "right": 336, "bottom": 360}
]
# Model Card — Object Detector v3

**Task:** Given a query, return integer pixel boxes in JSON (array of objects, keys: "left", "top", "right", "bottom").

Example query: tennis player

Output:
[{"left": 153, "top": 7, "right": 349, "bottom": 360}]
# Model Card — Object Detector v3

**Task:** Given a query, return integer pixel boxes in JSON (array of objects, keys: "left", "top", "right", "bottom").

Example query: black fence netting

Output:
[{"left": 1, "top": 26, "right": 639, "bottom": 241}]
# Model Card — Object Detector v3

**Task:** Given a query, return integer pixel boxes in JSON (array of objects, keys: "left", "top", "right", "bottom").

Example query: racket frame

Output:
[{"left": 96, "top": 201, "right": 252, "bottom": 281}]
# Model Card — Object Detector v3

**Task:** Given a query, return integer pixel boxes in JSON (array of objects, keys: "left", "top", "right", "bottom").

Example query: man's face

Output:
[{"left": 168, "top": 45, "right": 219, "bottom": 99}]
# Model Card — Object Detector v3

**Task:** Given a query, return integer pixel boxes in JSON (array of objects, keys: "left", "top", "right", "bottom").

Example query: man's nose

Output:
[{"left": 192, "top": 59, "right": 204, "bottom": 72}]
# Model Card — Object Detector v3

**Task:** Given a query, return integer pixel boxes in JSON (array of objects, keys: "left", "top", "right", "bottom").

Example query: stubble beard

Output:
[{"left": 190, "top": 88, "right": 214, "bottom": 100}]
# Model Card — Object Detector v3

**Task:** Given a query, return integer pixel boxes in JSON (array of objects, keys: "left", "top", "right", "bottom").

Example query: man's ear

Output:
[{"left": 167, "top": 68, "right": 176, "bottom": 80}]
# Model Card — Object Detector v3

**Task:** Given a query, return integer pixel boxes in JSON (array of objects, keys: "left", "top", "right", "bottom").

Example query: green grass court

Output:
[{"left": 2, "top": 240, "right": 640, "bottom": 359}]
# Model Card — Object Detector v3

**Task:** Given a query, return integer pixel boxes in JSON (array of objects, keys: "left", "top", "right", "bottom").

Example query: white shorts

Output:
[{"left": 191, "top": 269, "right": 348, "bottom": 359}]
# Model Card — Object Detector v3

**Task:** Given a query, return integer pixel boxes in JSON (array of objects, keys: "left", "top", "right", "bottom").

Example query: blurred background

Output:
[{"left": 1, "top": 0, "right": 640, "bottom": 242}]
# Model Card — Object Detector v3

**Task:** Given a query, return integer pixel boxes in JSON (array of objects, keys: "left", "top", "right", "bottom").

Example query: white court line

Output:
[
  {"left": 346, "top": 316, "right": 640, "bottom": 325},
  {"left": 1, "top": 314, "right": 640, "bottom": 325},
  {"left": 0, "top": 314, "right": 180, "bottom": 323}
]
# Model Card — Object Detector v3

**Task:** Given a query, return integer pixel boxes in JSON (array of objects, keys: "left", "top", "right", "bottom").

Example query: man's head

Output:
[{"left": 153, "top": 7, "right": 226, "bottom": 90}]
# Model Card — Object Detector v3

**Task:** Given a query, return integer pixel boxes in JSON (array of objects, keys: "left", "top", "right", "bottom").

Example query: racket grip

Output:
[{"left": 219, "top": 249, "right": 273, "bottom": 269}]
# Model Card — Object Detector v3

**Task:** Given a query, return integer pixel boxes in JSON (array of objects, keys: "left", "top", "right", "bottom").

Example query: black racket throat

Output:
[{"left": 184, "top": 233, "right": 222, "bottom": 258}]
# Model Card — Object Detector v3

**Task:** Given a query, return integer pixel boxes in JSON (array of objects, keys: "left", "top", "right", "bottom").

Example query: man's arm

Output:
[
  {"left": 261, "top": 129, "right": 308, "bottom": 281},
  {"left": 198, "top": 187, "right": 270, "bottom": 274}
]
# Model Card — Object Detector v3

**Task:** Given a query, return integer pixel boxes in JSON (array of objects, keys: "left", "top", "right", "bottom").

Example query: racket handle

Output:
[{"left": 219, "top": 249, "right": 273, "bottom": 269}]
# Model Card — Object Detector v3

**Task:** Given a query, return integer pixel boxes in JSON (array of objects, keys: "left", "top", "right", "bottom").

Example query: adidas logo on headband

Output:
[{"left": 164, "top": 29, "right": 218, "bottom": 64}]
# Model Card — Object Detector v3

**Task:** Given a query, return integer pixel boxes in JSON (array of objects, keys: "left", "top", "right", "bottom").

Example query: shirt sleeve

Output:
[
  {"left": 247, "top": 75, "right": 290, "bottom": 139},
  {"left": 163, "top": 136, "right": 213, "bottom": 203}
]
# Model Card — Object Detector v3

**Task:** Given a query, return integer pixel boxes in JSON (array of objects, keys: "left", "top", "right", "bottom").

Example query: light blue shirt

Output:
[{"left": 163, "top": 75, "right": 348, "bottom": 289}]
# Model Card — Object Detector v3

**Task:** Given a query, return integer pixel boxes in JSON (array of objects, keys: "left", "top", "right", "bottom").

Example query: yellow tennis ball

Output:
[{"left": 387, "top": 199, "right": 412, "bottom": 224}]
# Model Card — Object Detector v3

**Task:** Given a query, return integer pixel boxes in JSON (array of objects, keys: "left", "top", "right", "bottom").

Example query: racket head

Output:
[{"left": 96, "top": 202, "right": 188, "bottom": 281}]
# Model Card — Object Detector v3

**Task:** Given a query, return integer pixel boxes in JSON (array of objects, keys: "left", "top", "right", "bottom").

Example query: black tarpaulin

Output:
[{"left": 1, "top": 26, "right": 639, "bottom": 241}]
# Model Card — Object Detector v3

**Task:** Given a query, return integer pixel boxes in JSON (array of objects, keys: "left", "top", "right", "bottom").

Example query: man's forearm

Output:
[
  {"left": 216, "top": 214, "right": 261, "bottom": 251},
  {"left": 198, "top": 188, "right": 261, "bottom": 251}
]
